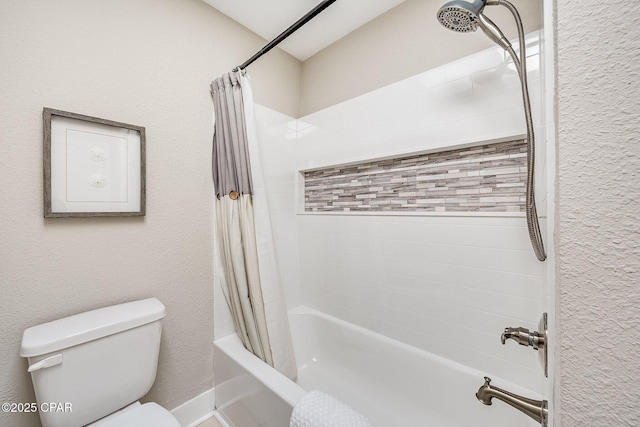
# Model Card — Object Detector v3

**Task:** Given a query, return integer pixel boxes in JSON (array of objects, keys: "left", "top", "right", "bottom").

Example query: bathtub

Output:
[{"left": 214, "top": 306, "right": 540, "bottom": 427}]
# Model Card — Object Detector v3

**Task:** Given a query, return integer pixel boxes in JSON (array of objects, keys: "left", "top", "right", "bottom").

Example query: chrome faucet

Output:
[
  {"left": 501, "top": 326, "right": 544, "bottom": 348},
  {"left": 476, "top": 377, "right": 548, "bottom": 426},
  {"left": 501, "top": 313, "right": 548, "bottom": 377}
]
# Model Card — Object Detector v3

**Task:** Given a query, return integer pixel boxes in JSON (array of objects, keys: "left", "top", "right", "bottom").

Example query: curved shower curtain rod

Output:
[{"left": 235, "top": 0, "right": 338, "bottom": 71}]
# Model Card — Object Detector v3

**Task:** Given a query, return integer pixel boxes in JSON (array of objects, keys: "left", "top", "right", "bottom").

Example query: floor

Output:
[{"left": 197, "top": 415, "right": 225, "bottom": 427}]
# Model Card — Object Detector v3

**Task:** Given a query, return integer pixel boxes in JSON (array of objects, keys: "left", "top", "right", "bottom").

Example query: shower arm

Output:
[{"left": 498, "top": 0, "right": 547, "bottom": 261}]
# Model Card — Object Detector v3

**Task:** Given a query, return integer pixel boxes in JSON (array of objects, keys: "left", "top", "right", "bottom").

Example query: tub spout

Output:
[{"left": 476, "top": 377, "right": 548, "bottom": 426}]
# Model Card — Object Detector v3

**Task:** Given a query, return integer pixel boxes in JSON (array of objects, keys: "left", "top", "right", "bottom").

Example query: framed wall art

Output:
[{"left": 43, "top": 108, "right": 146, "bottom": 218}]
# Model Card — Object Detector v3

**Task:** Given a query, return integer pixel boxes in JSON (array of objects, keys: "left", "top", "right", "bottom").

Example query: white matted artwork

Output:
[{"left": 43, "top": 108, "right": 145, "bottom": 217}]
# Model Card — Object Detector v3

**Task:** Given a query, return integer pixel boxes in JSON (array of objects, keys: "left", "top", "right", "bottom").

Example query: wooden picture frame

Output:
[{"left": 43, "top": 108, "right": 146, "bottom": 218}]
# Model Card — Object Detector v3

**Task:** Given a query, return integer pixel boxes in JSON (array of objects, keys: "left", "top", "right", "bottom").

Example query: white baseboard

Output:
[{"left": 170, "top": 387, "right": 216, "bottom": 427}]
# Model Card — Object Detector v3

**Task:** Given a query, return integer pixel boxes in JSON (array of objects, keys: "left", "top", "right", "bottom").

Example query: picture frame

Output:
[{"left": 43, "top": 108, "right": 146, "bottom": 218}]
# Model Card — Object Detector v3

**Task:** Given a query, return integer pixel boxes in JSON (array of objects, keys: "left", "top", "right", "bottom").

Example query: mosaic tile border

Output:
[{"left": 303, "top": 140, "right": 527, "bottom": 213}]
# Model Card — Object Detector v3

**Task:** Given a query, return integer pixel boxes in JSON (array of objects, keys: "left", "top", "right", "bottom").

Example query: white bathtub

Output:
[{"left": 214, "top": 306, "right": 540, "bottom": 427}]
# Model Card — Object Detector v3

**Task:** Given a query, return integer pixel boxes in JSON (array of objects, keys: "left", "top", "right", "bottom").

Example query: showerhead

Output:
[
  {"left": 437, "top": 0, "right": 512, "bottom": 50},
  {"left": 436, "top": 0, "right": 486, "bottom": 33}
]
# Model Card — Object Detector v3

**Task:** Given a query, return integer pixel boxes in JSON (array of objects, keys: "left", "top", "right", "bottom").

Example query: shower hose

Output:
[{"left": 501, "top": 0, "right": 546, "bottom": 261}]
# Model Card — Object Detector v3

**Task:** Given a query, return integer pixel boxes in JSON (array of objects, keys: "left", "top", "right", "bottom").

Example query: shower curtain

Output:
[{"left": 211, "top": 70, "right": 297, "bottom": 380}]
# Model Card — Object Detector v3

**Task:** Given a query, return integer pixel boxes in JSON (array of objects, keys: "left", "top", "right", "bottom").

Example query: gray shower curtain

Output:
[{"left": 211, "top": 70, "right": 296, "bottom": 379}]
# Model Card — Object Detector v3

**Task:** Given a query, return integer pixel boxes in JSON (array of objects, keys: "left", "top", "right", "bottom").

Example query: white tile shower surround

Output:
[
  {"left": 298, "top": 214, "right": 545, "bottom": 388},
  {"left": 235, "top": 31, "right": 548, "bottom": 393}
]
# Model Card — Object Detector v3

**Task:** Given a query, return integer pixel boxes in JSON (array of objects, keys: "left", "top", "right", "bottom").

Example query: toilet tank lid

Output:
[{"left": 20, "top": 298, "right": 166, "bottom": 358}]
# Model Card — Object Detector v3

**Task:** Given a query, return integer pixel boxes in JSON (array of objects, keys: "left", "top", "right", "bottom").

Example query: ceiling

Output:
[{"left": 202, "top": 0, "right": 406, "bottom": 61}]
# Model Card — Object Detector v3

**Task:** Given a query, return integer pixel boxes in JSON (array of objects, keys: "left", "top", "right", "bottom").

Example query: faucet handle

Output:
[
  {"left": 501, "top": 326, "right": 542, "bottom": 348},
  {"left": 500, "top": 314, "right": 549, "bottom": 378}
]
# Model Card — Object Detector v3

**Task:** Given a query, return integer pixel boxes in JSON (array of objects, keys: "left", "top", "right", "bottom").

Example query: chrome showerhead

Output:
[
  {"left": 436, "top": 0, "right": 486, "bottom": 33},
  {"left": 437, "top": 0, "right": 511, "bottom": 50}
]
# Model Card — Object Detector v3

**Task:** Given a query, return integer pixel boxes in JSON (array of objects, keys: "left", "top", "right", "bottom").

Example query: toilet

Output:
[{"left": 20, "top": 298, "right": 180, "bottom": 427}]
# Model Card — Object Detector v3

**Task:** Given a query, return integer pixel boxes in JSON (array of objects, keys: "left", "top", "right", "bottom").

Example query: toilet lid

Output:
[{"left": 97, "top": 403, "right": 180, "bottom": 427}]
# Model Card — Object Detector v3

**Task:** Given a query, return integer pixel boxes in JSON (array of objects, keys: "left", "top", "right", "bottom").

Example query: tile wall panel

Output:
[
  {"left": 256, "top": 32, "right": 547, "bottom": 393},
  {"left": 304, "top": 140, "right": 527, "bottom": 213}
]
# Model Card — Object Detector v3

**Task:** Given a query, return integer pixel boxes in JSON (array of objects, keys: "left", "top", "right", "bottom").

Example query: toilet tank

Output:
[{"left": 20, "top": 298, "right": 166, "bottom": 427}]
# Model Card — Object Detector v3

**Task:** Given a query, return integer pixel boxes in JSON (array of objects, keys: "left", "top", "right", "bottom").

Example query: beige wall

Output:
[
  {"left": 555, "top": 0, "right": 640, "bottom": 425},
  {"left": 0, "top": 0, "right": 300, "bottom": 426},
  {"left": 301, "top": 0, "right": 542, "bottom": 116}
]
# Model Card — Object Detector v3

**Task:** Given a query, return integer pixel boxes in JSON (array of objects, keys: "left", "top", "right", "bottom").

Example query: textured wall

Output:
[
  {"left": 556, "top": 0, "right": 640, "bottom": 425},
  {"left": 0, "top": 1, "right": 300, "bottom": 426}
]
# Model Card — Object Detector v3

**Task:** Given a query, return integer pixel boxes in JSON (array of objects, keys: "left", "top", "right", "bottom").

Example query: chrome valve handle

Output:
[
  {"left": 501, "top": 326, "right": 544, "bottom": 350},
  {"left": 500, "top": 313, "right": 548, "bottom": 377}
]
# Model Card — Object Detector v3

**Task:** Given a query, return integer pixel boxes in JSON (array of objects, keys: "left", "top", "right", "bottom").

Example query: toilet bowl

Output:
[{"left": 20, "top": 298, "right": 180, "bottom": 427}]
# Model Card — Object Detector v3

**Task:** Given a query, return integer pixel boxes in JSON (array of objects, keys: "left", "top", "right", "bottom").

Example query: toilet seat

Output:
[{"left": 92, "top": 402, "right": 180, "bottom": 427}]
